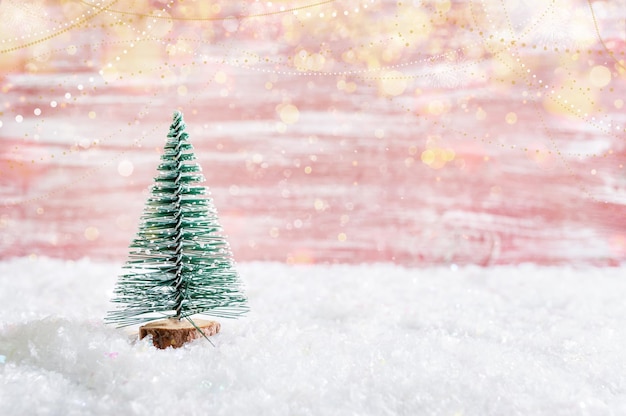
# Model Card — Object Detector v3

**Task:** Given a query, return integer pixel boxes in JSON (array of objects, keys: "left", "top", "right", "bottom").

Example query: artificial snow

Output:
[{"left": 1, "top": 257, "right": 625, "bottom": 415}]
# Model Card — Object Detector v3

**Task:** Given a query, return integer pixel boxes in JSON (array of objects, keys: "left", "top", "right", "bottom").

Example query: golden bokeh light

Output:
[
  {"left": 0, "top": 0, "right": 623, "bottom": 266},
  {"left": 589, "top": 65, "right": 611, "bottom": 88},
  {"left": 505, "top": 112, "right": 518, "bottom": 124},
  {"left": 84, "top": 227, "right": 100, "bottom": 241},
  {"left": 378, "top": 71, "right": 407, "bottom": 96},
  {"left": 277, "top": 103, "right": 300, "bottom": 124}
]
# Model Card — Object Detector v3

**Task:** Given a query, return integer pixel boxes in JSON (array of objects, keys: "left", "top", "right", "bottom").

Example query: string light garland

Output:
[{"left": 0, "top": 0, "right": 623, "bottom": 264}]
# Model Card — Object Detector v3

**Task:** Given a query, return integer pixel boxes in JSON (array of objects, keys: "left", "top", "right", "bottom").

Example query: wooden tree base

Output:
[{"left": 139, "top": 318, "right": 220, "bottom": 349}]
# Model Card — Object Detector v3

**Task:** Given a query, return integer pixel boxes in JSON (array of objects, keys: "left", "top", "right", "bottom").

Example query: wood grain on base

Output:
[{"left": 139, "top": 318, "right": 220, "bottom": 349}]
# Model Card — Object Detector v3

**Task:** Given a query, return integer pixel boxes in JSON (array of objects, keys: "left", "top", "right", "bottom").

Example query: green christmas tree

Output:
[{"left": 106, "top": 110, "right": 248, "bottom": 328}]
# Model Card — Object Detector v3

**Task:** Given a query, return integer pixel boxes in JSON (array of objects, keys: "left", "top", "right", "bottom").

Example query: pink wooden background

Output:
[{"left": 1, "top": 0, "right": 625, "bottom": 266}]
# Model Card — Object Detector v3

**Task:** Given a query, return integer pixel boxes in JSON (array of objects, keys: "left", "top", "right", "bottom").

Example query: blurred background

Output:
[{"left": 0, "top": 0, "right": 624, "bottom": 266}]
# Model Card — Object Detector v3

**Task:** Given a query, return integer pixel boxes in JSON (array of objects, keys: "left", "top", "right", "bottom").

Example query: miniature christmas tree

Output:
[{"left": 106, "top": 110, "right": 248, "bottom": 348}]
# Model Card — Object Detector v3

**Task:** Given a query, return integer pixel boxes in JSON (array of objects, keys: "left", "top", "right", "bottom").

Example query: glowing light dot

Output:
[
  {"left": 615, "top": 99, "right": 624, "bottom": 109},
  {"left": 100, "top": 65, "right": 118, "bottom": 83},
  {"left": 177, "top": 85, "right": 188, "bottom": 96},
  {"left": 589, "top": 65, "right": 611, "bottom": 88},
  {"left": 379, "top": 71, "right": 407, "bottom": 96},
  {"left": 269, "top": 227, "right": 279, "bottom": 238},
  {"left": 338, "top": 233, "right": 347, "bottom": 242},
  {"left": 505, "top": 112, "right": 518, "bottom": 124},
  {"left": 277, "top": 104, "right": 300, "bottom": 124},
  {"left": 117, "top": 160, "right": 134, "bottom": 177},
  {"left": 34, "top": 108, "right": 41, "bottom": 116},
  {"left": 215, "top": 71, "right": 227, "bottom": 84},
  {"left": 591, "top": 169, "right": 597, "bottom": 175},
  {"left": 304, "top": 166, "right": 312, "bottom": 174},
  {"left": 421, "top": 149, "right": 435, "bottom": 165},
  {"left": 314, "top": 198, "right": 325, "bottom": 211},
  {"left": 50, "top": 101, "right": 57, "bottom": 107},
  {"left": 84, "top": 227, "right": 100, "bottom": 241},
  {"left": 0, "top": 121, "right": 3, "bottom": 128},
  {"left": 88, "top": 111, "right": 96, "bottom": 119},
  {"left": 65, "top": 92, "right": 71, "bottom": 99},
  {"left": 36, "top": 207, "right": 44, "bottom": 215},
  {"left": 476, "top": 107, "right": 487, "bottom": 120},
  {"left": 15, "top": 115, "right": 23, "bottom": 123},
  {"left": 375, "top": 129, "right": 385, "bottom": 139},
  {"left": 427, "top": 100, "right": 446, "bottom": 116}
]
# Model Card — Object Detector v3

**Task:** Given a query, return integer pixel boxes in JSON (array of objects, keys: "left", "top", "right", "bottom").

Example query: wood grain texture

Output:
[
  {"left": 0, "top": 1, "right": 624, "bottom": 265},
  {"left": 139, "top": 318, "right": 220, "bottom": 349}
]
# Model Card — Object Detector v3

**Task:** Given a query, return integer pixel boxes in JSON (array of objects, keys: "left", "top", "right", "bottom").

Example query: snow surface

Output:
[{"left": 1, "top": 257, "right": 625, "bottom": 415}]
